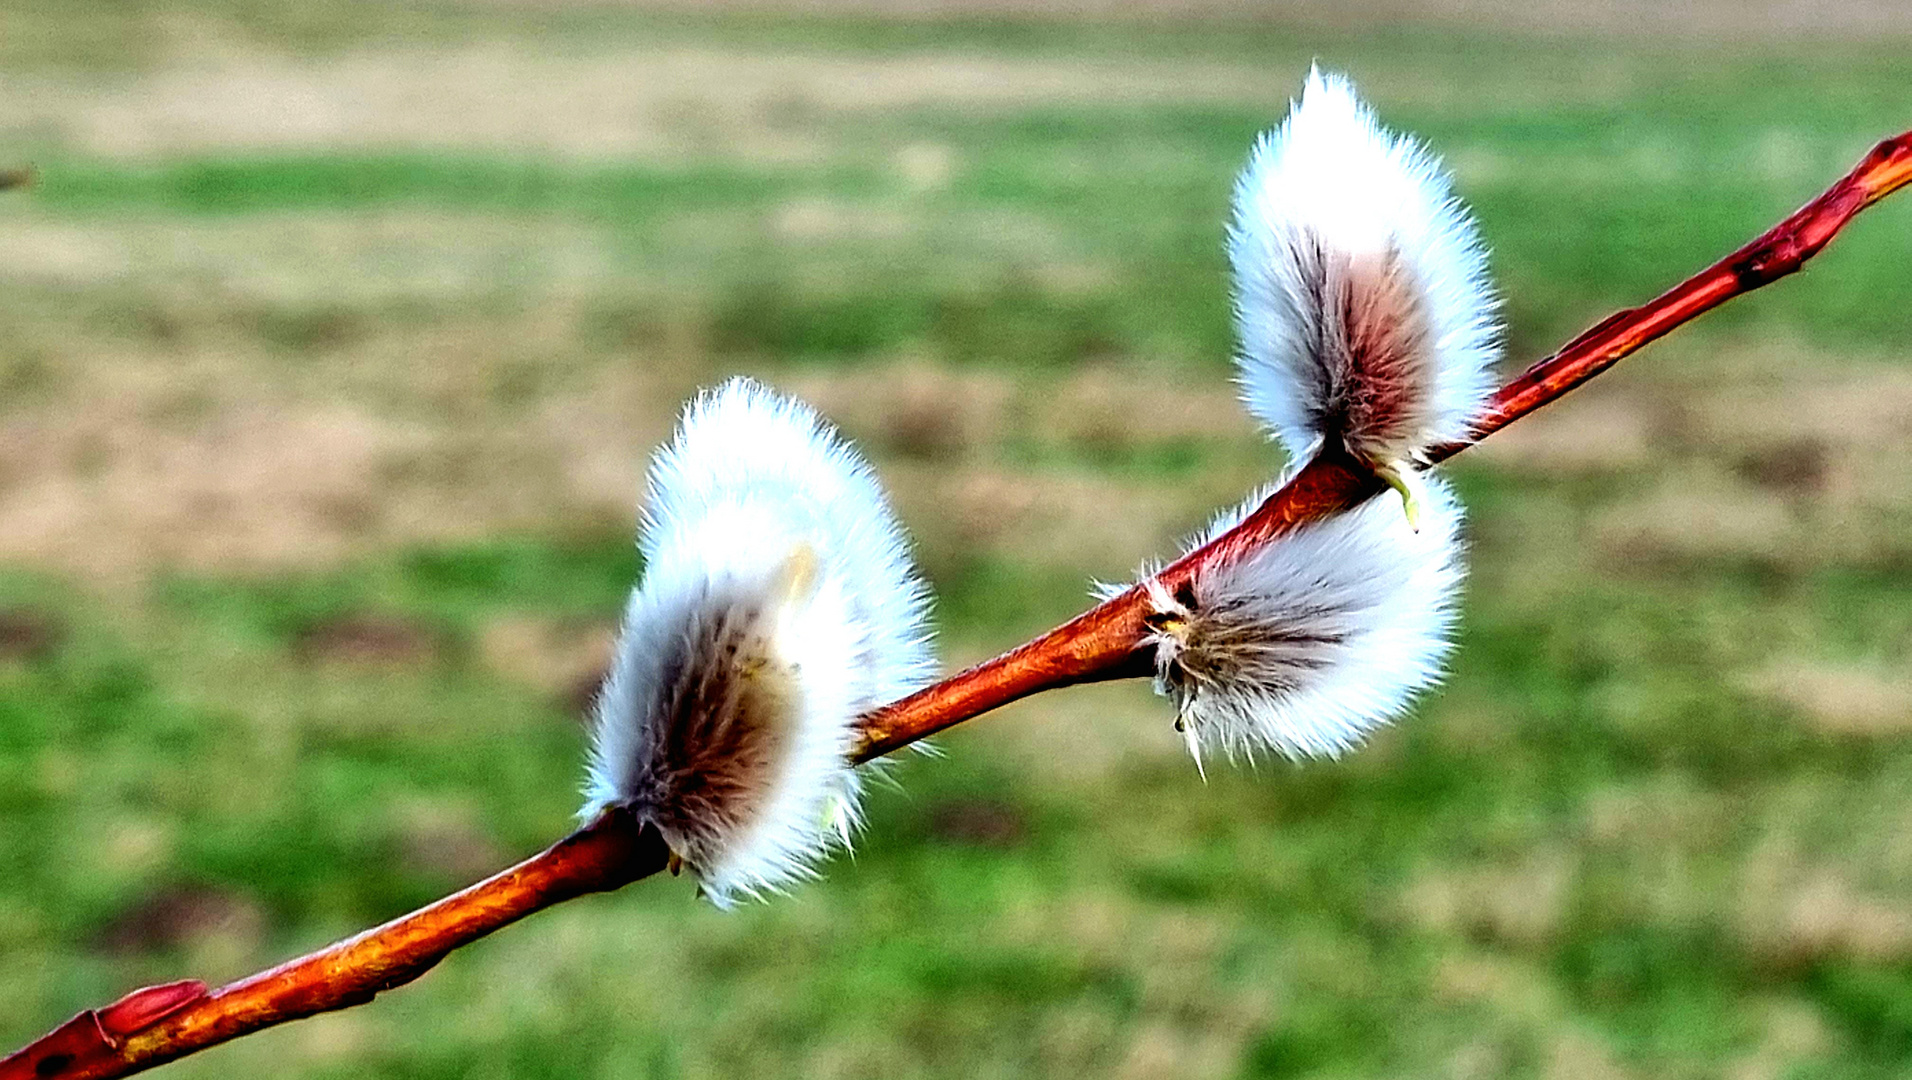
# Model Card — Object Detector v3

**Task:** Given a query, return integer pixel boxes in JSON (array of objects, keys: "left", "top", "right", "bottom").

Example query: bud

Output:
[
  {"left": 584, "top": 378, "right": 934, "bottom": 906},
  {"left": 1137, "top": 474, "right": 1464, "bottom": 769},
  {"left": 1229, "top": 66, "right": 1500, "bottom": 479}
]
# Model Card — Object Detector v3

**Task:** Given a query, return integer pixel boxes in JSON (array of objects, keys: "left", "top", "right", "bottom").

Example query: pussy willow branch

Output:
[
  {"left": 854, "top": 127, "right": 1912, "bottom": 757},
  {"left": 6, "top": 130, "right": 1908, "bottom": 1080}
]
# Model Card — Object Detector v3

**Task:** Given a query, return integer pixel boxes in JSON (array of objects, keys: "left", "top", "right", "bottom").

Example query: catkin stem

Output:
[{"left": 6, "top": 130, "right": 1909, "bottom": 1080}]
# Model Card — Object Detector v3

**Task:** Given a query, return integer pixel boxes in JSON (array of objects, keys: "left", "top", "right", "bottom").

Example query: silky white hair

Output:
[
  {"left": 1229, "top": 66, "right": 1500, "bottom": 467},
  {"left": 1136, "top": 474, "right": 1465, "bottom": 768},
  {"left": 583, "top": 378, "right": 934, "bottom": 906}
]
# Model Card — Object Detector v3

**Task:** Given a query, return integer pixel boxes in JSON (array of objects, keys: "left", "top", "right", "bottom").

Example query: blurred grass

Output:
[{"left": 3, "top": 4, "right": 1912, "bottom": 1078}]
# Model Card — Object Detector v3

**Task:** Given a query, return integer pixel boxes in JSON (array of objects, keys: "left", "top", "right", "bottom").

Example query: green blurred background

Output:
[{"left": 3, "top": 2, "right": 1911, "bottom": 1077}]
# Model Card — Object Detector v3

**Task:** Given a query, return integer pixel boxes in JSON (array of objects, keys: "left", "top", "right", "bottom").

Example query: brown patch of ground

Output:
[
  {"left": 0, "top": 214, "right": 615, "bottom": 301},
  {"left": 0, "top": 343, "right": 678, "bottom": 581},
  {"left": 1576, "top": 358, "right": 1912, "bottom": 573},
  {"left": 292, "top": 1013, "right": 371, "bottom": 1065},
  {"left": 900, "top": 462, "right": 1203, "bottom": 572},
  {"left": 797, "top": 360, "right": 1264, "bottom": 574},
  {"left": 1687, "top": 361, "right": 1912, "bottom": 511},
  {"left": 292, "top": 613, "right": 441, "bottom": 666},
  {"left": 1038, "top": 363, "right": 1253, "bottom": 449},
  {"left": 1743, "top": 660, "right": 1912, "bottom": 736},
  {"left": 1432, "top": 951, "right": 1561, "bottom": 1025},
  {"left": 790, "top": 359, "right": 1017, "bottom": 462},
  {"left": 0, "top": 399, "right": 425, "bottom": 580},
  {"left": 1734, "top": 439, "right": 1832, "bottom": 497},
  {"left": 983, "top": 680, "right": 1187, "bottom": 787},
  {"left": 925, "top": 796, "right": 1029, "bottom": 848},
  {"left": 1595, "top": 478, "right": 1797, "bottom": 565},
  {"left": 0, "top": 607, "right": 64, "bottom": 661},
  {"left": 1544, "top": 1030, "right": 1638, "bottom": 1080},
  {"left": 1582, "top": 778, "right": 1731, "bottom": 850},
  {"left": 1740, "top": 870, "right": 1912, "bottom": 965},
  {"left": 1400, "top": 851, "right": 1573, "bottom": 947},
  {"left": 1, "top": 48, "right": 1303, "bottom": 161},
  {"left": 1472, "top": 389, "right": 1658, "bottom": 475},
  {"left": 1724, "top": 999, "right": 1831, "bottom": 1080},
  {"left": 0, "top": 336, "right": 1249, "bottom": 582},
  {"left": 391, "top": 799, "right": 508, "bottom": 883},
  {"left": 93, "top": 884, "right": 265, "bottom": 957},
  {"left": 480, "top": 615, "right": 619, "bottom": 719}
]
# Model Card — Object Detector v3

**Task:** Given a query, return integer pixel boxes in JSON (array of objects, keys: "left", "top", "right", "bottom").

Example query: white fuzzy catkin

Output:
[
  {"left": 583, "top": 377, "right": 934, "bottom": 906},
  {"left": 1140, "top": 474, "right": 1465, "bottom": 767},
  {"left": 1229, "top": 66, "right": 1500, "bottom": 467}
]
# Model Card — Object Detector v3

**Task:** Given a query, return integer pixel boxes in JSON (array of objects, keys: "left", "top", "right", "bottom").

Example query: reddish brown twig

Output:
[
  {"left": 6, "top": 130, "right": 1907, "bottom": 1080},
  {"left": 2, "top": 813, "right": 665, "bottom": 1080}
]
